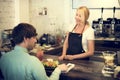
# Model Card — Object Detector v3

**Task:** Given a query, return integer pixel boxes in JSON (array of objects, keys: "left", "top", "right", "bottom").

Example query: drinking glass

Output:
[
  {"left": 102, "top": 51, "right": 116, "bottom": 77},
  {"left": 103, "top": 51, "right": 116, "bottom": 68}
]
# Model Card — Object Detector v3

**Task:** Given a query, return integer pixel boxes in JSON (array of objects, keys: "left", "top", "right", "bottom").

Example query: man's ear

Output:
[{"left": 23, "top": 37, "right": 28, "bottom": 42}]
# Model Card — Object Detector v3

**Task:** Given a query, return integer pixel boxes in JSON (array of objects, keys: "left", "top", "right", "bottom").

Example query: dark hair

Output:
[{"left": 12, "top": 23, "right": 37, "bottom": 45}]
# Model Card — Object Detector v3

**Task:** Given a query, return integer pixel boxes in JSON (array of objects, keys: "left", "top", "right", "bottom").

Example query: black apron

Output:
[{"left": 67, "top": 26, "right": 89, "bottom": 60}]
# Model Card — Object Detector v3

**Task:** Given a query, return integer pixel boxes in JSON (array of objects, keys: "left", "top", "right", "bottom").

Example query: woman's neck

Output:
[
  {"left": 77, "top": 23, "right": 85, "bottom": 28},
  {"left": 73, "top": 24, "right": 85, "bottom": 34}
]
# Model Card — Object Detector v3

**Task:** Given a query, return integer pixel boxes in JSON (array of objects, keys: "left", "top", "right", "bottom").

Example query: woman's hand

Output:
[
  {"left": 65, "top": 55, "right": 74, "bottom": 60},
  {"left": 58, "top": 55, "right": 64, "bottom": 61}
]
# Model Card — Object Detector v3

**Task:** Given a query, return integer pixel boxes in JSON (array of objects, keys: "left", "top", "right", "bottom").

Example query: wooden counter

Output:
[
  {"left": 43, "top": 54, "right": 115, "bottom": 80},
  {"left": 95, "top": 39, "right": 120, "bottom": 51},
  {"left": 44, "top": 45, "right": 62, "bottom": 55}
]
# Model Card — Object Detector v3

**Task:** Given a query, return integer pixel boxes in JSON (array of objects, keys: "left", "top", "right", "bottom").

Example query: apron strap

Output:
[{"left": 72, "top": 24, "right": 85, "bottom": 34}]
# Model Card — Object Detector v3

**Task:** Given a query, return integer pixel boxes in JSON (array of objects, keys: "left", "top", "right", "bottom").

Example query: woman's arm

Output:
[{"left": 58, "top": 33, "right": 69, "bottom": 60}]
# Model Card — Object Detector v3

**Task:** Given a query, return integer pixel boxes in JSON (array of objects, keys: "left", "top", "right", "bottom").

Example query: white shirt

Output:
[{"left": 82, "top": 27, "right": 95, "bottom": 51}]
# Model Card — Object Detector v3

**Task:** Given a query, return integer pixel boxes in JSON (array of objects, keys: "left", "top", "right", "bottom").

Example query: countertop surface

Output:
[
  {"left": 43, "top": 54, "right": 115, "bottom": 80},
  {"left": 0, "top": 46, "right": 117, "bottom": 80}
]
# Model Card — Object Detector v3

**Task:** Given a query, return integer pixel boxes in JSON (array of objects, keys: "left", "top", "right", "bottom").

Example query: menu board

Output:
[{"left": 72, "top": 0, "right": 120, "bottom": 9}]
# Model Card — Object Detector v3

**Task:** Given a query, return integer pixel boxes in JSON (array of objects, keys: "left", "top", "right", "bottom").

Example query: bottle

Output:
[
  {"left": 99, "top": 18, "right": 103, "bottom": 33},
  {"left": 111, "top": 18, "right": 115, "bottom": 34}
]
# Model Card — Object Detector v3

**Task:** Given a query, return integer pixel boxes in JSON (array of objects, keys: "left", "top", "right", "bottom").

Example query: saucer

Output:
[{"left": 102, "top": 66, "right": 114, "bottom": 77}]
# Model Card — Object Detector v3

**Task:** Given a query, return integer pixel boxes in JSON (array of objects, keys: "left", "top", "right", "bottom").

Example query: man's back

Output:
[{"left": 0, "top": 46, "right": 47, "bottom": 80}]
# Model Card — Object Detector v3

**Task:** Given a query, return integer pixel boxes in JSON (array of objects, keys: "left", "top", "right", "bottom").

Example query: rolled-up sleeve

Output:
[{"left": 30, "top": 57, "right": 61, "bottom": 80}]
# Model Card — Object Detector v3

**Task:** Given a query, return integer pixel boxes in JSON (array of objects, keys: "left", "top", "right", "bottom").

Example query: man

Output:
[{"left": 0, "top": 23, "right": 67, "bottom": 80}]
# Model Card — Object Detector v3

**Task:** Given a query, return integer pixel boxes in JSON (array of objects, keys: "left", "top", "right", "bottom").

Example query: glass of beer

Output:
[{"left": 102, "top": 51, "right": 116, "bottom": 72}]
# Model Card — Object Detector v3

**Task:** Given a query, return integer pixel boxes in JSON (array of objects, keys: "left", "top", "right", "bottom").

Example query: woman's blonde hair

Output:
[{"left": 77, "top": 6, "right": 90, "bottom": 24}]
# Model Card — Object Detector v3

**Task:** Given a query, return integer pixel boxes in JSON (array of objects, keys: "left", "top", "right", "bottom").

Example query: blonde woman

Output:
[{"left": 59, "top": 6, "right": 95, "bottom": 60}]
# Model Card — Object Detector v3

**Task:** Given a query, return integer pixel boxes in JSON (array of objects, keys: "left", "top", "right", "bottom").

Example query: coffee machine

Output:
[
  {"left": 92, "top": 7, "right": 120, "bottom": 38},
  {"left": 1, "top": 29, "right": 13, "bottom": 49}
]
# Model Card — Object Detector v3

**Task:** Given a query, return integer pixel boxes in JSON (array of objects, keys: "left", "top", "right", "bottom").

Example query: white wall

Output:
[
  {"left": 71, "top": 0, "right": 120, "bottom": 26},
  {"left": 0, "top": 0, "right": 15, "bottom": 40},
  {"left": 0, "top": 0, "right": 120, "bottom": 40},
  {"left": 29, "top": 0, "right": 120, "bottom": 38},
  {"left": 0, "top": 0, "right": 29, "bottom": 40},
  {"left": 29, "top": 0, "right": 65, "bottom": 37},
  {"left": 19, "top": 0, "right": 29, "bottom": 23}
]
